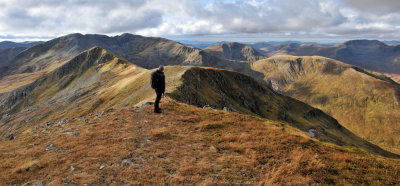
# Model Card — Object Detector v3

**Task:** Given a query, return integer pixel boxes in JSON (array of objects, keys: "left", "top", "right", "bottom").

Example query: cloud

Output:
[
  {"left": 0, "top": 0, "right": 163, "bottom": 37},
  {"left": 340, "top": 0, "right": 400, "bottom": 14},
  {"left": 198, "top": 0, "right": 345, "bottom": 33},
  {"left": 1, "top": 0, "right": 400, "bottom": 41},
  {"left": 137, "top": 0, "right": 347, "bottom": 35}
]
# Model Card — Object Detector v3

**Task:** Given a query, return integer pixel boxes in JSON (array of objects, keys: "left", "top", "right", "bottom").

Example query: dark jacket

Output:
[{"left": 151, "top": 70, "right": 165, "bottom": 93}]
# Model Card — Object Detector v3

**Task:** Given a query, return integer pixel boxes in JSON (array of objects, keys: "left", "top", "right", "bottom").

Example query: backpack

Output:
[{"left": 151, "top": 71, "right": 158, "bottom": 89}]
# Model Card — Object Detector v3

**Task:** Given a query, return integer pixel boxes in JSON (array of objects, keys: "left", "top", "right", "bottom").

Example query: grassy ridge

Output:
[
  {"left": 169, "top": 67, "right": 399, "bottom": 157},
  {"left": 0, "top": 99, "right": 399, "bottom": 185}
]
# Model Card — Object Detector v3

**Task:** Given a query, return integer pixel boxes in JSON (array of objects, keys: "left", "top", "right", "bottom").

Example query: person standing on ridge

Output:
[{"left": 151, "top": 65, "right": 165, "bottom": 113}]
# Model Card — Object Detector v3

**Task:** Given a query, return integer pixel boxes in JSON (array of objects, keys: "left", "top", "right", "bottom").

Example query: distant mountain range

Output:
[
  {"left": 251, "top": 39, "right": 400, "bottom": 74},
  {"left": 0, "top": 41, "right": 43, "bottom": 49},
  {"left": 0, "top": 41, "right": 43, "bottom": 68},
  {"left": 0, "top": 47, "right": 27, "bottom": 67},
  {"left": 179, "top": 40, "right": 339, "bottom": 49},
  {"left": 204, "top": 42, "right": 266, "bottom": 62}
]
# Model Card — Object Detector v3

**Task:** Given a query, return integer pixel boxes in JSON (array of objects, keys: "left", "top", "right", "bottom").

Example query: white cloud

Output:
[
  {"left": 0, "top": 0, "right": 162, "bottom": 38},
  {"left": 0, "top": 0, "right": 400, "bottom": 41}
]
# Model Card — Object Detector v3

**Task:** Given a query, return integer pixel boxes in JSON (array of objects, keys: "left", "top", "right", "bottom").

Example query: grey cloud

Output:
[
  {"left": 177, "top": 0, "right": 347, "bottom": 33},
  {"left": 157, "top": 0, "right": 400, "bottom": 39},
  {"left": 1, "top": 8, "right": 46, "bottom": 30},
  {"left": 1, "top": 0, "right": 400, "bottom": 40},
  {"left": 0, "top": 0, "right": 162, "bottom": 36},
  {"left": 326, "top": 25, "right": 398, "bottom": 36},
  {"left": 97, "top": 9, "right": 163, "bottom": 33},
  {"left": 340, "top": 0, "right": 400, "bottom": 14}
]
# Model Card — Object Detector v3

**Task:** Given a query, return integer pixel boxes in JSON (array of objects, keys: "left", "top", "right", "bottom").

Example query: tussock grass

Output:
[{"left": 1, "top": 99, "right": 399, "bottom": 185}]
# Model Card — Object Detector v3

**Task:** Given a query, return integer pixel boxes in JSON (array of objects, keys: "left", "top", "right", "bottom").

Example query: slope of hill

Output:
[
  {"left": 204, "top": 42, "right": 266, "bottom": 62},
  {"left": 1, "top": 47, "right": 398, "bottom": 158},
  {"left": 253, "top": 55, "right": 400, "bottom": 153},
  {"left": 1, "top": 99, "right": 400, "bottom": 185},
  {"left": 0, "top": 41, "right": 43, "bottom": 49},
  {"left": 0, "top": 33, "right": 261, "bottom": 94},
  {"left": 252, "top": 40, "right": 400, "bottom": 75},
  {"left": 0, "top": 47, "right": 27, "bottom": 67}
]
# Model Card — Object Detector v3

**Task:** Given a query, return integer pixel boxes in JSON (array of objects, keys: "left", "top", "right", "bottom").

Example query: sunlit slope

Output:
[
  {"left": 0, "top": 47, "right": 189, "bottom": 134},
  {"left": 253, "top": 55, "right": 400, "bottom": 153}
]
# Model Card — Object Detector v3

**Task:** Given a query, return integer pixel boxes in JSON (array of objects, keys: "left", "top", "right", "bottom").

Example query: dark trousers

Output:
[{"left": 154, "top": 91, "right": 163, "bottom": 112}]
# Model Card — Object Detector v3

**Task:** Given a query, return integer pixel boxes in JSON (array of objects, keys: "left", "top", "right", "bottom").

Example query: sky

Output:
[{"left": 0, "top": 0, "right": 400, "bottom": 43}]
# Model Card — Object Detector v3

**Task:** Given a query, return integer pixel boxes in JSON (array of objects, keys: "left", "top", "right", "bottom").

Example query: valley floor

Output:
[{"left": 0, "top": 99, "right": 399, "bottom": 185}]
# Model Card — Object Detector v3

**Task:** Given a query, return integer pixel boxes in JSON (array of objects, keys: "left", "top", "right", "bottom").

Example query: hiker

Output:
[{"left": 151, "top": 65, "right": 165, "bottom": 113}]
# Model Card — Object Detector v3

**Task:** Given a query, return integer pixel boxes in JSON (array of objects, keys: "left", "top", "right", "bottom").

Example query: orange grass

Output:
[{"left": 0, "top": 99, "right": 399, "bottom": 185}]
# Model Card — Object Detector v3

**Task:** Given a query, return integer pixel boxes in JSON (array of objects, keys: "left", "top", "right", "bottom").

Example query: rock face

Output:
[{"left": 204, "top": 42, "right": 266, "bottom": 62}]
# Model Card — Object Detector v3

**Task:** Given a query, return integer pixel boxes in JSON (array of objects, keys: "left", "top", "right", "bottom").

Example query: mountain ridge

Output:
[
  {"left": 204, "top": 42, "right": 266, "bottom": 62},
  {"left": 1, "top": 47, "right": 398, "bottom": 158},
  {"left": 0, "top": 33, "right": 263, "bottom": 94},
  {"left": 252, "top": 55, "right": 400, "bottom": 153},
  {"left": 252, "top": 39, "right": 400, "bottom": 75},
  {"left": 0, "top": 41, "right": 43, "bottom": 49},
  {"left": 0, "top": 47, "right": 27, "bottom": 67}
]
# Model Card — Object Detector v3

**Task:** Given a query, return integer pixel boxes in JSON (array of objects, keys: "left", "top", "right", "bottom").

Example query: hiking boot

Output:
[{"left": 154, "top": 109, "right": 162, "bottom": 113}]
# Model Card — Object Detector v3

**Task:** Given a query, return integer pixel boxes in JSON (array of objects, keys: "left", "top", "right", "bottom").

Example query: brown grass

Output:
[
  {"left": 253, "top": 56, "right": 400, "bottom": 153},
  {"left": 0, "top": 99, "right": 399, "bottom": 185}
]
